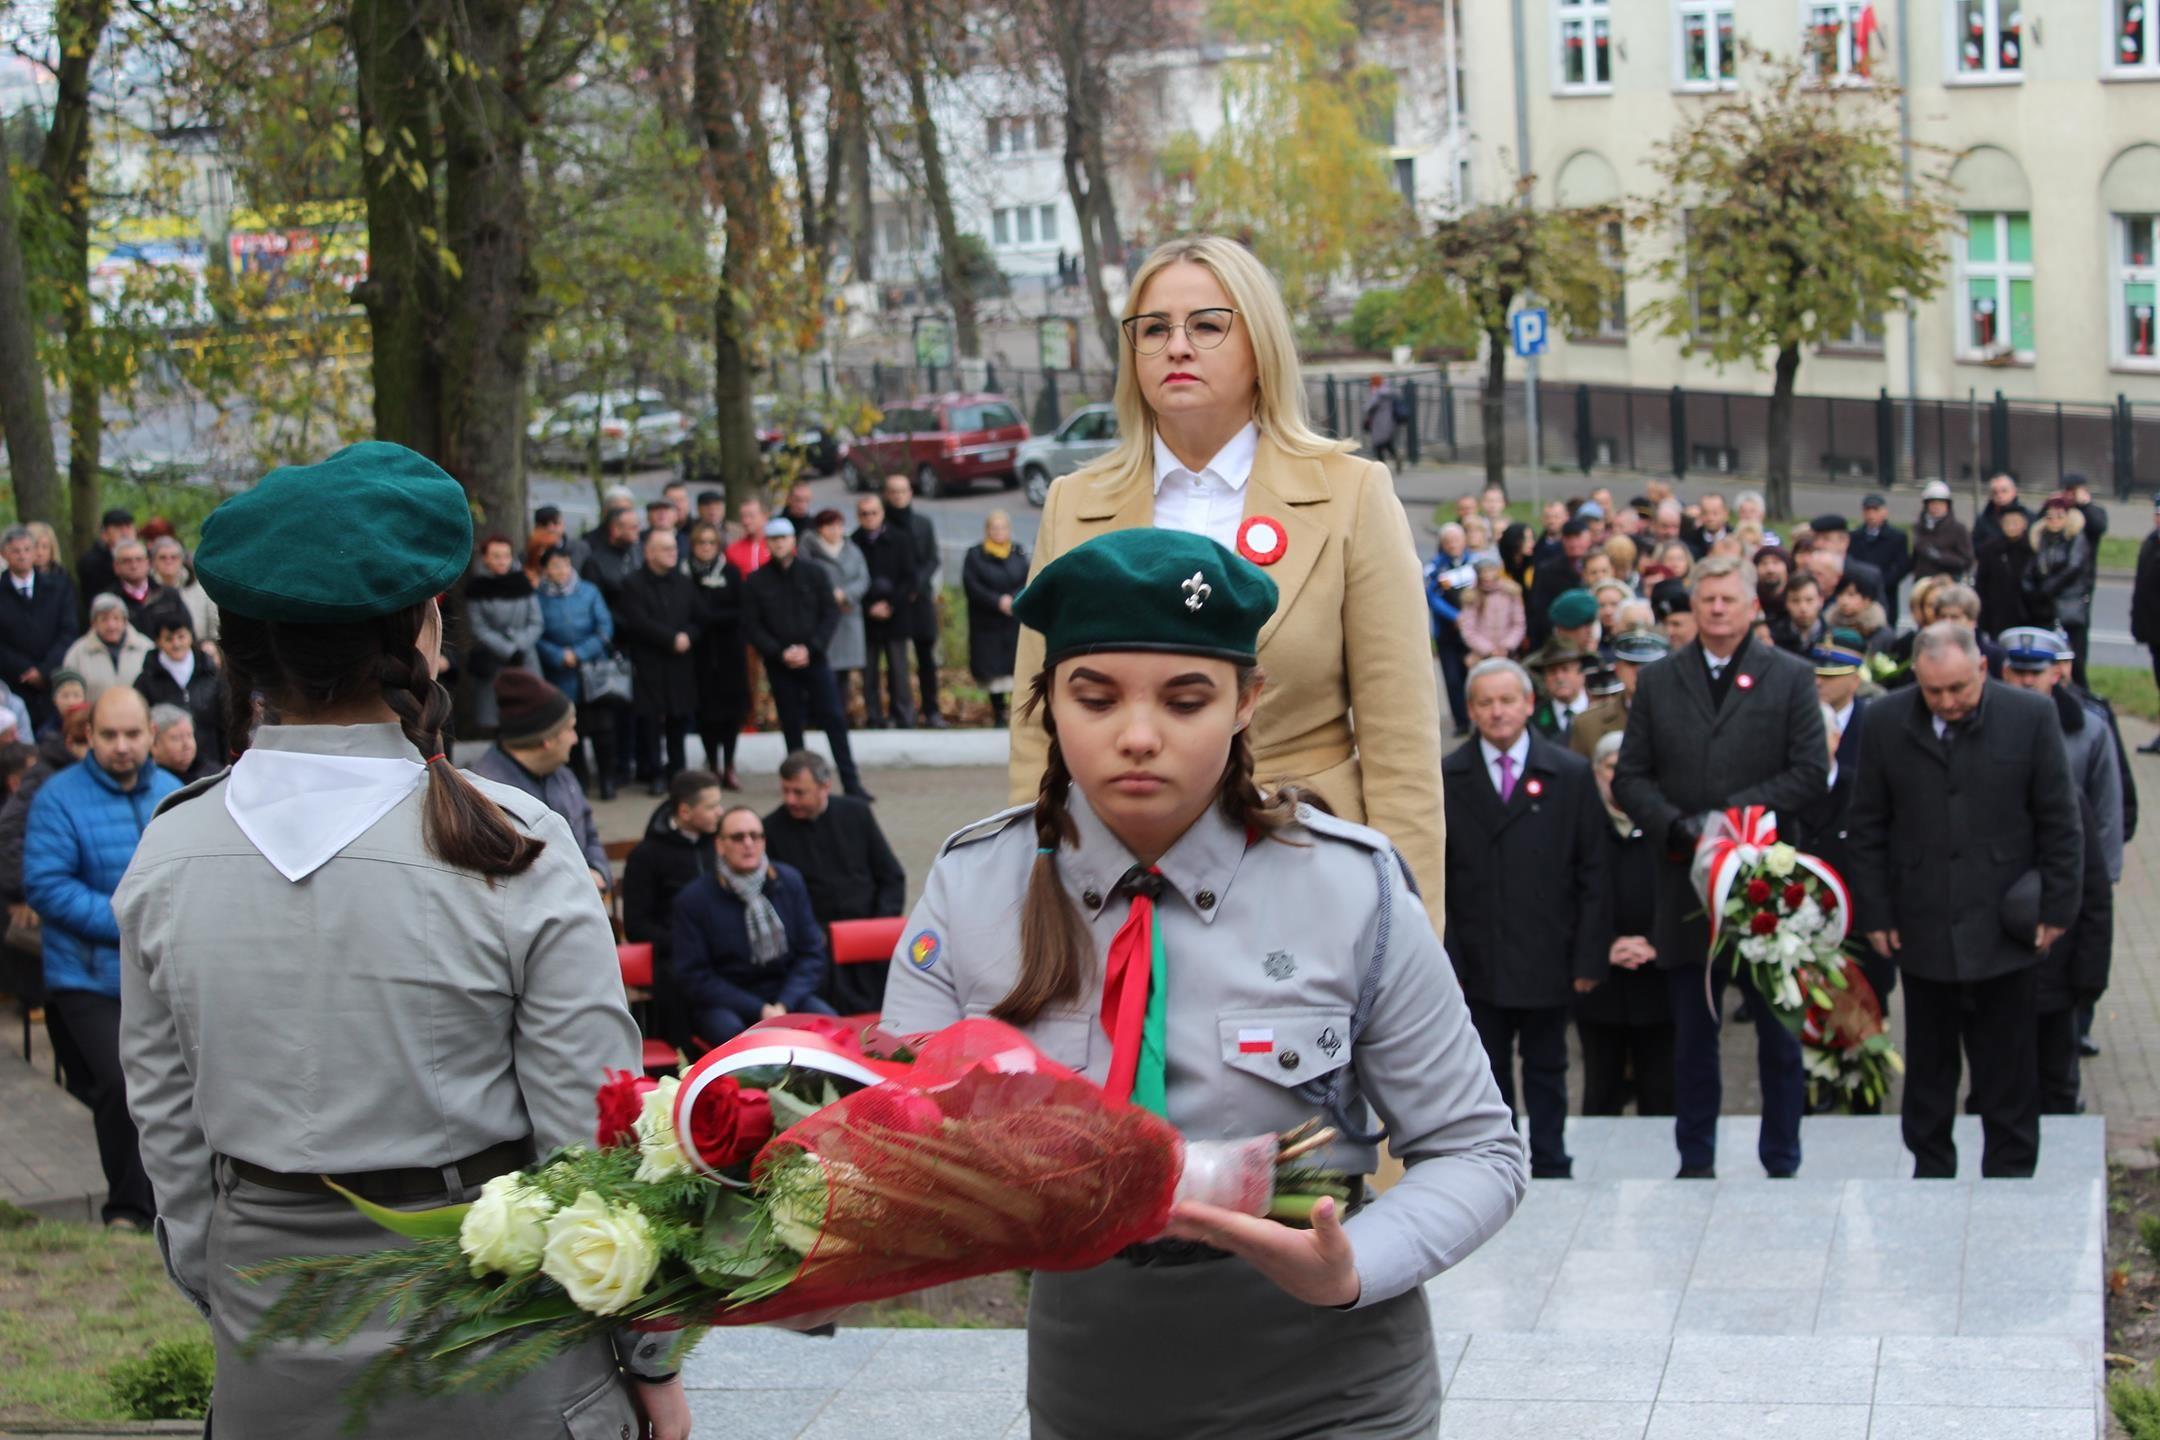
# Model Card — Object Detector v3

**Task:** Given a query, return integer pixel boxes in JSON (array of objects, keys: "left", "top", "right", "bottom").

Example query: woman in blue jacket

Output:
[
  {"left": 666, "top": 805, "right": 835, "bottom": 1044},
  {"left": 536, "top": 546, "right": 622, "bottom": 797}
]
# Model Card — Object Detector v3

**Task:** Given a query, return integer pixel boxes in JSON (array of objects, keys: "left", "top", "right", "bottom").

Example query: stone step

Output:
[{"left": 1559, "top": 1112, "right": 2106, "bottom": 1182}]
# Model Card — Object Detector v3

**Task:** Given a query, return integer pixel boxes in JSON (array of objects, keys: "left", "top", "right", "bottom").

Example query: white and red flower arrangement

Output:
[
  {"left": 245, "top": 1016, "right": 1346, "bottom": 1421},
  {"left": 1690, "top": 806, "right": 1903, "bottom": 1108}
]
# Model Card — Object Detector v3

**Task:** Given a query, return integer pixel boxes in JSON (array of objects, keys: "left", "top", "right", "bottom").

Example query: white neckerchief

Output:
[
  {"left": 224, "top": 748, "right": 426, "bottom": 882},
  {"left": 157, "top": 649, "right": 196, "bottom": 690},
  {"left": 1151, "top": 422, "right": 1260, "bottom": 551}
]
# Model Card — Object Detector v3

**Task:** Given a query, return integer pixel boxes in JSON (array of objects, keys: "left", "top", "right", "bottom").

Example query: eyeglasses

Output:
[
  {"left": 1122, "top": 308, "right": 1240, "bottom": 356},
  {"left": 723, "top": 830, "right": 765, "bottom": 843}
]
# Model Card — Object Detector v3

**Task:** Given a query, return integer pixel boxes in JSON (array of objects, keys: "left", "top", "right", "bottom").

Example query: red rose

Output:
[
  {"left": 1745, "top": 878, "right": 1772, "bottom": 904},
  {"left": 595, "top": 1069, "right": 654, "bottom": 1149},
  {"left": 1819, "top": 888, "right": 1839, "bottom": 913},
  {"left": 1749, "top": 911, "right": 1779, "bottom": 936},
  {"left": 1783, "top": 882, "right": 1808, "bottom": 908},
  {"left": 687, "top": 1075, "right": 774, "bottom": 1171}
]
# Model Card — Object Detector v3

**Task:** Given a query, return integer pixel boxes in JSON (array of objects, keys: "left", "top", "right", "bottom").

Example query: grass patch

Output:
[
  {"left": 2089, "top": 664, "right": 2160, "bottom": 724},
  {"left": 2103, "top": 532, "right": 2142, "bottom": 572},
  {"left": 0, "top": 1220, "right": 208, "bottom": 1426},
  {"left": 2114, "top": 1364, "right": 2160, "bottom": 1439}
]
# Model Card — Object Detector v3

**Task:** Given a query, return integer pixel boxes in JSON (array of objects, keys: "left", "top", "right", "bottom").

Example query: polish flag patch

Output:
[{"left": 1237, "top": 1027, "right": 1276, "bottom": 1054}]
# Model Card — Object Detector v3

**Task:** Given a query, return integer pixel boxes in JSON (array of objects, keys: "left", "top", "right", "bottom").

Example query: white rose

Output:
[
  {"left": 1763, "top": 844, "right": 1799, "bottom": 878},
  {"left": 459, "top": 1174, "right": 554, "bottom": 1279},
  {"left": 634, "top": 1075, "right": 690, "bottom": 1183},
  {"left": 541, "top": 1190, "right": 659, "bottom": 1316},
  {"left": 1790, "top": 900, "right": 1823, "bottom": 936}
]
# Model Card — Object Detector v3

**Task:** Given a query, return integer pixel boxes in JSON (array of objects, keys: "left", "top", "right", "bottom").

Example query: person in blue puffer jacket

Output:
[
  {"left": 536, "top": 545, "right": 624, "bottom": 798},
  {"left": 24, "top": 687, "right": 179, "bottom": 1228},
  {"left": 666, "top": 804, "right": 834, "bottom": 1046}
]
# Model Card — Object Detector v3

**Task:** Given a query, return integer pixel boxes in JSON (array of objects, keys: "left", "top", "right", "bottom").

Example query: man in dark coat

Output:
[
  {"left": 852, "top": 494, "right": 920, "bottom": 728},
  {"left": 621, "top": 769, "right": 722, "bottom": 1047},
  {"left": 73, "top": 508, "right": 132, "bottom": 625},
  {"left": 741, "top": 521, "right": 867, "bottom": 799},
  {"left": 764, "top": 749, "right": 906, "bottom": 1013},
  {"left": 1805, "top": 515, "right": 1885, "bottom": 604},
  {"left": 618, "top": 529, "right": 700, "bottom": 793},
  {"left": 1614, "top": 556, "right": 1829, "bottom": 1179},
  {"left": 466, "top": 672, "right": 613, "bottom": 886},
  {"left": 2129, "top": 496, "right": 2160, "bottom": 755},
  {"left": 1849, "top": 495, "right": 1911, "bottom": 623},
  {"left": 668, "top": 807, "right": 835, "bottom": 1044},
  {"left": 1443, "top": 657, "right": 1608, "bottom": 1178},
  {"left": 881, "top": 473, "right": 946, "bottom": 728},
  {"left": 1970, "top": 472, "right": 2032, "bottom": 552},
  {"left": 579, "top": 505, "right": 642, "bottom": 617},
  {"left": 1845, "top": 622, "right": 2081, "bottom": 1179},
  {"left": 1525, "top": 518, "right": 1590, "bottom": 649},
  {"left": 0, "top": 526, "right": 78, "bottom": 731},
  {"left": 2035, "top": 791, "right": 2110, "bottom": 1117}
]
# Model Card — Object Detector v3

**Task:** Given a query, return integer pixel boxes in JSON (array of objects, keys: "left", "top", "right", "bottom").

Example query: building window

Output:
[
  {"left": 1956, "top": 211, "right": 2034, "bottom": 359},
  {"left": 1556, "top": 0, "right": 1613, "bottom": 92},
  {"left": 1807, "top": 1, "right": 1883, "bottom": 81},
  {"left": 1676, "top": 0, "right": 1736, "bottom": 89},
  {"left": 2118, "top": 214, "right": 2158, "bottom": 363},
  {"left": 1395, "top": 156, "right": 1417, "bottom": 207},
  {"left": 987, "top": 116, "right": 1052, "bottom": 156},
  {"left": 1035, "top": 115, "right": 1055, "bottom": 151},
  {"left": 1038, "top": 205, "right": 1057, "bottom": 244},
  {"left": 1828, "top": 309, "right": 1886, "bottom": 352},
  {"left": 1599, "top": 219, "right": 1628, "bottom": 337},
  {"left": 991, "top": 210, "right": 1009, "bottom": 246},
  {"left": 1686, "top": 214, "right": 1723, "bottom": 339},
  {"left": 1952, "top": 0, "right": 2022, "bottom": 78},
  {"left": 993, "top": 205, "right": 1053, "bottom": 248},
  {"left": 2114, "top": 0, "right": 2159, "bottom": 73}
]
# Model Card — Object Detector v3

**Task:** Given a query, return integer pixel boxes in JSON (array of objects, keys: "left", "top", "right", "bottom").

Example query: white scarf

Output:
[
  {"left": 157, "top": 649, "right": 196, "bottom": 690},
  {"left": 224, "top": 748, "right": 426, "bottom": 882}
]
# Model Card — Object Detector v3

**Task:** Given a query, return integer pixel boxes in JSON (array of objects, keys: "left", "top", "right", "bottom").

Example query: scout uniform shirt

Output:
[{"left": 880, "top": 789, "right": 1526, "bottom": 1309}]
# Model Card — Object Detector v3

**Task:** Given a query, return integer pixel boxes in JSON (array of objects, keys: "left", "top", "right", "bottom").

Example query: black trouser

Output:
[
  {"left": 47, "top": 988, "right": 154, "bottom": 1224},
  {"left": 1371, "top": 439, "right": 1400, "bottom": 467},
  {"left": 988, "top": 692, "right": 1009, "bottom": 727},
  {"left": 908, "top": 619, "right": 941, "bottom": 723},
  {"left": 699, "top": 714, "right": 742, "bottom": 777},
  {"left": 1578, "top": 1020, "right": 1676, "bottom": 1117},
  {"left": 1901, "top": 966, "right": 2040, "bottom": 1179},
  {"left": 1467, "top": 999, "right": 1572, "bottom": 1176},
  {"left": 1670, "top": 962, "right": 1805, "bottom": 1176},
  {"left": 768, "top": 656, "right": 864, "bottom": 795},
  {"left": 567, "top": 698, "right": 620, "bottom": 791},
  {"left": 2036, "top": 1007, "right": 2083, "bottom": 1116},
  {"left": 635, "top": 716, "right": 687, "bottom": 781},
  {"left": 863, "top": 630, "right": 915, "bottom": 726},
  {"left": 2064, "top": 618, "right": 2090, "bottom": 689},
  {"left": 1436, "top": 639, "right": 1469, "bottom": 733}
]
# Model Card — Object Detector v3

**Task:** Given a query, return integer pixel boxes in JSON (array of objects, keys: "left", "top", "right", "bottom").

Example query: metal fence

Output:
[{"left": 761, "top": 355, "right": 2160, "bottom": 499}]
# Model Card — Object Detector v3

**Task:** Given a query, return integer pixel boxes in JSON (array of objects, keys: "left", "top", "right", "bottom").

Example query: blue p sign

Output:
[{"left": 1511, "top": 308, "right": 1549, "bottom": 358}]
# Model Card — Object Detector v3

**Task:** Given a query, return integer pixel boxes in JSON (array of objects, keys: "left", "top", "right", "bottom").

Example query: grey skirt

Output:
[
  {"left": 204, "top": 1158, "right": 638, "bottom": 1440},
  {"left": 1026, "top": 1257, "right": 1439, "bottom": 1440}
]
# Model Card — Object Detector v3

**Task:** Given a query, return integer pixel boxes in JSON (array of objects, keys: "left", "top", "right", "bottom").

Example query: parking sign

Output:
[{"left": 1511, "top": 308, "right": 1549, "bottom": 358}]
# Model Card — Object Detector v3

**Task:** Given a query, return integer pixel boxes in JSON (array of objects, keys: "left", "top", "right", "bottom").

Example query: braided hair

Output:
[
  {"left": 996, "top": 661, "right": 1299, "bottom": 1025},
  {"left": 219, "top": 602, "right": 543, "bottom": 879}
]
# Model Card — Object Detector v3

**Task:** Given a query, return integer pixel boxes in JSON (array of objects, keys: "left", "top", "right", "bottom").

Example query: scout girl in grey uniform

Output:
[
  {"left": 881, "top": 527, "right": 1526, "bottom": 1439},
  {"left": 114, "top": 444, "right": 687, "bottom": 1440}
]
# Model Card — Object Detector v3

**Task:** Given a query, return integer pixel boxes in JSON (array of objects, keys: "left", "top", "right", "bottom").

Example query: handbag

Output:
[{"left": 582, "top": 649, "right": 634, "bottom": 705}]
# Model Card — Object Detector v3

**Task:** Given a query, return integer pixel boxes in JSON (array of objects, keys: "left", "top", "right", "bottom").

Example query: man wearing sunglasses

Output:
[{"left": 665, "top": 803, "right": 836, "bottom": 1046}]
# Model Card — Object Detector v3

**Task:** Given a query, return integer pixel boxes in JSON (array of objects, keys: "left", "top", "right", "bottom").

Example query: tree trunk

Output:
[
  {"left": 695, "top": 0, "right": 768, "bottom": 510},
  {"left": 41, "top": 0, "right": 111, "bottom": 562},
  {"left": 0, "top": 141, "right": 60, "bottom": 528},
  {"left": 350, "top": 0, "right": 446, "bottom": 460},
  {"left": 895, "top": 0, "right": 977, "bottom": 358},
  {"left": 780, "top": 30, "right": 822, "bottom": 259},
  {"left": 1482, "top": 324, "right": 1508, "bottom": 496},
  {"left": 1048, "top": 0, "right": 1122, "bottom": 364},
  {"left": 1765, "top": 342, "right": 1801, "bottom": 521},
  {"left": 437, "top": 0, "right": 531, "bottom": 534},
  {"left": 820, "top": 14, "right": 875, "bottom": 286}
]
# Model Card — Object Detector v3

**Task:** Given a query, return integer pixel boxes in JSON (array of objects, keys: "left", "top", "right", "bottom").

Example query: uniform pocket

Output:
[
  {"left": 563, "top": 1370, "right": 636, "bottom": 1440},
  {"left": 1218, "top": 1008, "right": 1354, "bottom": 1088},
  {"left": 962, "top": 1003, "right": 1094, "bottom": 1071}
]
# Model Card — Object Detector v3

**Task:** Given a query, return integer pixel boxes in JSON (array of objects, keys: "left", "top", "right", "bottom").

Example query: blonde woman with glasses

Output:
[{"left": 1007, "top": 235, "right": 1446, "bottom": 922}]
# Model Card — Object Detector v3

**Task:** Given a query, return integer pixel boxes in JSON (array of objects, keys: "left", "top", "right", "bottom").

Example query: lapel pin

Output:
[
  {"left": 1237, "top": 515, "right": 1287, "bottom": 567},
  {"left": 1526, "top": 777, "right": 1544, "bottom": 797},
  {"left": 1736, "top": 673, "right": 1755, "bottom": 690},
  {"left": 1181, "top": 571, "right": 1212, "bottom": 611}
]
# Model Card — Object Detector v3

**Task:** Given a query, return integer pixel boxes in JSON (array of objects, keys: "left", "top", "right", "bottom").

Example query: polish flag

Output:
[{"left": 1237, "top": 1027, "right": 1275, "bottom": 1054}]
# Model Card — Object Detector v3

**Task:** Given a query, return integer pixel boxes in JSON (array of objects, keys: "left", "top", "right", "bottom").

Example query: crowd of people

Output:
[{"left": 1428, "top": 476, "right": 2135, "bottom": 1178}]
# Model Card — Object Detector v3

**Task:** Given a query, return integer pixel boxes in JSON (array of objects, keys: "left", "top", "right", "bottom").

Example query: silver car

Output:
[
  {"left": 529, "top": 389, "right": 690, "bottom": 468},
  {"left": 1017, "top": 402, "right": 1119, "bottom": 507}
]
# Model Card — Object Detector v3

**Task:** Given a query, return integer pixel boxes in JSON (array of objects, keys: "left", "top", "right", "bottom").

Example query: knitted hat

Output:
[{"left": 495, "top": 670, "right": 574, "bottom": 746}]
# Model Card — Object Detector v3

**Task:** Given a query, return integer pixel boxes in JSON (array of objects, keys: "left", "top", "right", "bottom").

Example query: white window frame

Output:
[
  {"left": 2114, "top": 213, "right": 2160, "bottom": 369},
  {"left": 1037, "top": 205, "right": 1057, "bottom": 245},
  {"left": 991, "top": 209, "right": 1012, "bottom": 247},
  {"left": 1954, "top": 211, "right": 2035, "bottom": 363},
  {"left": 1673, "top": 0, "right": 1738, "bottom": 92},
  {"left": 1553, "top": 0, "right": 1614, "bottom": 95},
  {"left": 2107, "top": 0, "right": 2160, "bottom": 77},
  {"left": 1946, "top": 0, "right": 2024, "bottom": 84},
  {"left": 1804, "top": 0, "right": 1879, "bottom": 84}
]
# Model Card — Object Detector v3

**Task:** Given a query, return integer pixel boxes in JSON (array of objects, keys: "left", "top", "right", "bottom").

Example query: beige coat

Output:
[
  {"left": 63, "top": 625, "right": 155, "bottom": 703},
  {"left": 1009, "top": 436, "right": 1447, "bottom": 924}
]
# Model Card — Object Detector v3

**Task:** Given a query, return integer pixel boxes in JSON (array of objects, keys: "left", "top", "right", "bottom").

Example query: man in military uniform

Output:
[{"left": 1526, "top": 644, "right": 1615, "bottom": 748}]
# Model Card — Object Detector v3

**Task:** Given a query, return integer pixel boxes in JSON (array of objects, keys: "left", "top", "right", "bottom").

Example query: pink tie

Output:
[{"left": 1497, "top": 753, "right": 1517, "bottom": 802}]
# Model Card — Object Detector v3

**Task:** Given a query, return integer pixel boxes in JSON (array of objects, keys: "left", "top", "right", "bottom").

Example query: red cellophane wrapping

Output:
[{"left": 710, "top": 1018, "right": 1184, "bottom": 1325}]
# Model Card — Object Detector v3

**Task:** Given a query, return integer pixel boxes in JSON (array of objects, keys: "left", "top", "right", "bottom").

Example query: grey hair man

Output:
[{"left": 762, "top": 748, "right": 906, "bottom": 1014}]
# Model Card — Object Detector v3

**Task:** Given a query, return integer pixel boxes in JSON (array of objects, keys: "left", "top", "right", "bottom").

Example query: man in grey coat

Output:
[
  {"left": 1614, "top": 555, "right": 1829, "bottom": 1179},
  {"left": 468, "top": 672, "right": 612, "bottom": 891},
  {"left": 1847, "top": 622, "right": 2083, "bottom": 1179}
]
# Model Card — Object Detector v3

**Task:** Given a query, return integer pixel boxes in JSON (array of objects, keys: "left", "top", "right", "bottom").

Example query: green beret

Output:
[
  {"left": 1015, "top": 528, "right": 1277, "bottom": 667},
  {"left": 196, "top": 442, "right": 474, "bottom": 624},
  {"left": 1548, "top": 587, "right": 1599, "bottom": 629}
]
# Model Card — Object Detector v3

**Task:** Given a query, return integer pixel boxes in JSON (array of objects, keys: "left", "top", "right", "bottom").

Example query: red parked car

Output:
[{"left": 839, "top": 393, "right": 1031, "bottom": 498}]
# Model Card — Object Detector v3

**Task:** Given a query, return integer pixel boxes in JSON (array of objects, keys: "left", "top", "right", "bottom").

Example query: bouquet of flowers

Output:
[
  {"left": 1690, "top": 806, "right": 1903, "bottom": 1109},
  {"left": 244, "top": 1016, "right": 1346, "bottom": 1424}
]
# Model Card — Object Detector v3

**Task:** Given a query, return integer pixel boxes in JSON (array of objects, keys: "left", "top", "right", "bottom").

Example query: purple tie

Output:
[{"left": 1497, "top": 753, "right": 1517, "bottom": 802}]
